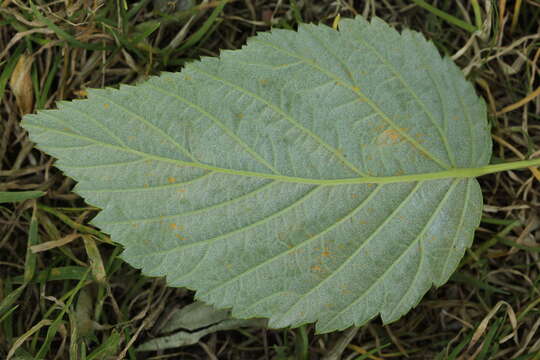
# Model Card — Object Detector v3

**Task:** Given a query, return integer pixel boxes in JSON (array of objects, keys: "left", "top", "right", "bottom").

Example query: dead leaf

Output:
[{"left": 9, "top": 54, "right": 34, "bottom": 115}]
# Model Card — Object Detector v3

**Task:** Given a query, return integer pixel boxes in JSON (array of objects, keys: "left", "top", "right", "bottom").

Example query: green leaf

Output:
[{"left": 22, "top": 16, "right": 493, "bottom": 333}]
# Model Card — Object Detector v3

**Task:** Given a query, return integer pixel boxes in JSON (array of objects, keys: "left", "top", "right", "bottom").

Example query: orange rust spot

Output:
[
  {"left": 143, "top": 183, "right": 149, "bottom": 188},
  {"left": 236, "top": 113, "right": 244, "bottom": 119},
  {"left": 103, "top": 103, "right": 110, "bottom": 109},
  {"left": 176, "top": 188, "right": 186, "bottom": 193},
  {"left": 175, "top": 234, "right": 186, "bottom": 241},
  {"left": 359, "top": 220, "right": 368, "bottom": 225},
  {"left": 311, "top": 265, "right": 322, "bottom": 272},
  {"left": 321, "top": 250, "right": 331, "bottom": 257},
  {"left": 169, "top": 223, "right": 177, "bottom": 229},
  {"left": 452, "top": 116, "right": 459, "bottom": 121},
  {"left": 167, "top": 177, "right": 176, "bottom": 184},
  {"left": 131, "top": 223, "right": 139, "bottom": 228},
  {"left": 377, "top": 128, "right": 408, "bottom": 146},
  {"left": 260, "top": 79, "right": 269, "bottom": 85},
  {"left": 367, "top": 183, "right": 375, "bottom": 188},
  {"left": 52, "top": 268, "right": 61, "bottom": 276},
  {"left": 351, "top": 193, "right": 358, "bottom": 199}
]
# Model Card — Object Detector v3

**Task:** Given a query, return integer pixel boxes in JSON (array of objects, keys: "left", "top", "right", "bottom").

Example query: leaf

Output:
[
  {"left": 137, "top": 302, "right": 265, "bottom": 351},
  {"left": 21, "top": 16, "right": 492, "bottom": 333},
  {"left": 9, "top": 53, "right": 34, "bottom": 115}
]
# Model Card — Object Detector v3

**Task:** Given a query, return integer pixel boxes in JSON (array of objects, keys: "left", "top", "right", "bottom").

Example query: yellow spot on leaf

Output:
[
  {"left": 103, "top": 103, "right": 110, "bottom": 109},
  {"left": 184, "top": 75, "right": 192, "bottom": 81},
  {"left": 260, "top": 79, "right": 268, "bottom": 85},
  {"left": 169, "top": 223, "right": 177, "bottom": 229},
  {"left": 143, "top": 183, "right": 149, "bottom": 188},
  {"left": 377, "top": 128, "right": 409, "bottom": 146},
  {"left": 359, "top": 220, "right": 368, "bottom": 225},
  {"left": 311, "top": 265, "right": 322, "bottom": 272},
  {"left": 167, "top": 177, "right": 176, "bottom": 184}
]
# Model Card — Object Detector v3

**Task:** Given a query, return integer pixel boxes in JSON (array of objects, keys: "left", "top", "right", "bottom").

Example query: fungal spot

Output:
[
  {"left": 175, "top": 234, "right": 186, "bottom": 241},
  {"left": 52, "top": 268, "right": 61, "bottom": 276},
  {"left": 169, "top": 223, "right": 177, "bottom": 229},
  {"left": 311, "top": 265, "right": 322, "bottom": 272},
  {"left": 395, "top": 170, "right": 404, "bottom": 176},
  {"left": 352, "top": 86, "right": 360, "bottom": 92},
  {"left": 359, "top": 220, "right": 368, "bottom": 225},
  {"left": 167, "top": 177, "right": 176, "bottom": 184},
  {"left": 176, "top": 188, "right": 186, "bottom": 193},
  {"left": 260, "top": 79, "right": 268, "bottom": 85},
  {"left": 131, "top": 223, "right": 139, "bottom": 228},
  {"left": 184, "top": 75, "right": 192, "bottom": 81},
  {"left": 452, "top": 116, "right": 459, "bottom": 121},
  {"left": 103, "top": 103, "right": 110, "bottom": 109},
  {"left": 236, "top": 113, "right": 244, "bottom": 119},
  {"left": 351, "top": 193, "right": 358, "bottom": 199},
  {"left": 321, "top": 250, "right": 331, "bottom": 257},
  {"left": 143, "top": 183, "right": 149, "bottom": 188},
  {"left": 377, "top": 128, "right": 409, "bottom": 146}
]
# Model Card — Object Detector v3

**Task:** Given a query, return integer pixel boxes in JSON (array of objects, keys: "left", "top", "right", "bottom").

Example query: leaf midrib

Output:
[{"left": 24, "top": 121, "right": 493, "bottom": 185}]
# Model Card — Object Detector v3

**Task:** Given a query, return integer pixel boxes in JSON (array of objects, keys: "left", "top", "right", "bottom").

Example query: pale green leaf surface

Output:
[{"left": 22, "top": 17, "right": 491, "bottom": 333}]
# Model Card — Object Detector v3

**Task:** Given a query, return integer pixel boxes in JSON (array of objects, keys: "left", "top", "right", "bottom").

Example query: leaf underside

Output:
[{"left": 23, "top": 17, "right": 492, "bottom": 333}]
